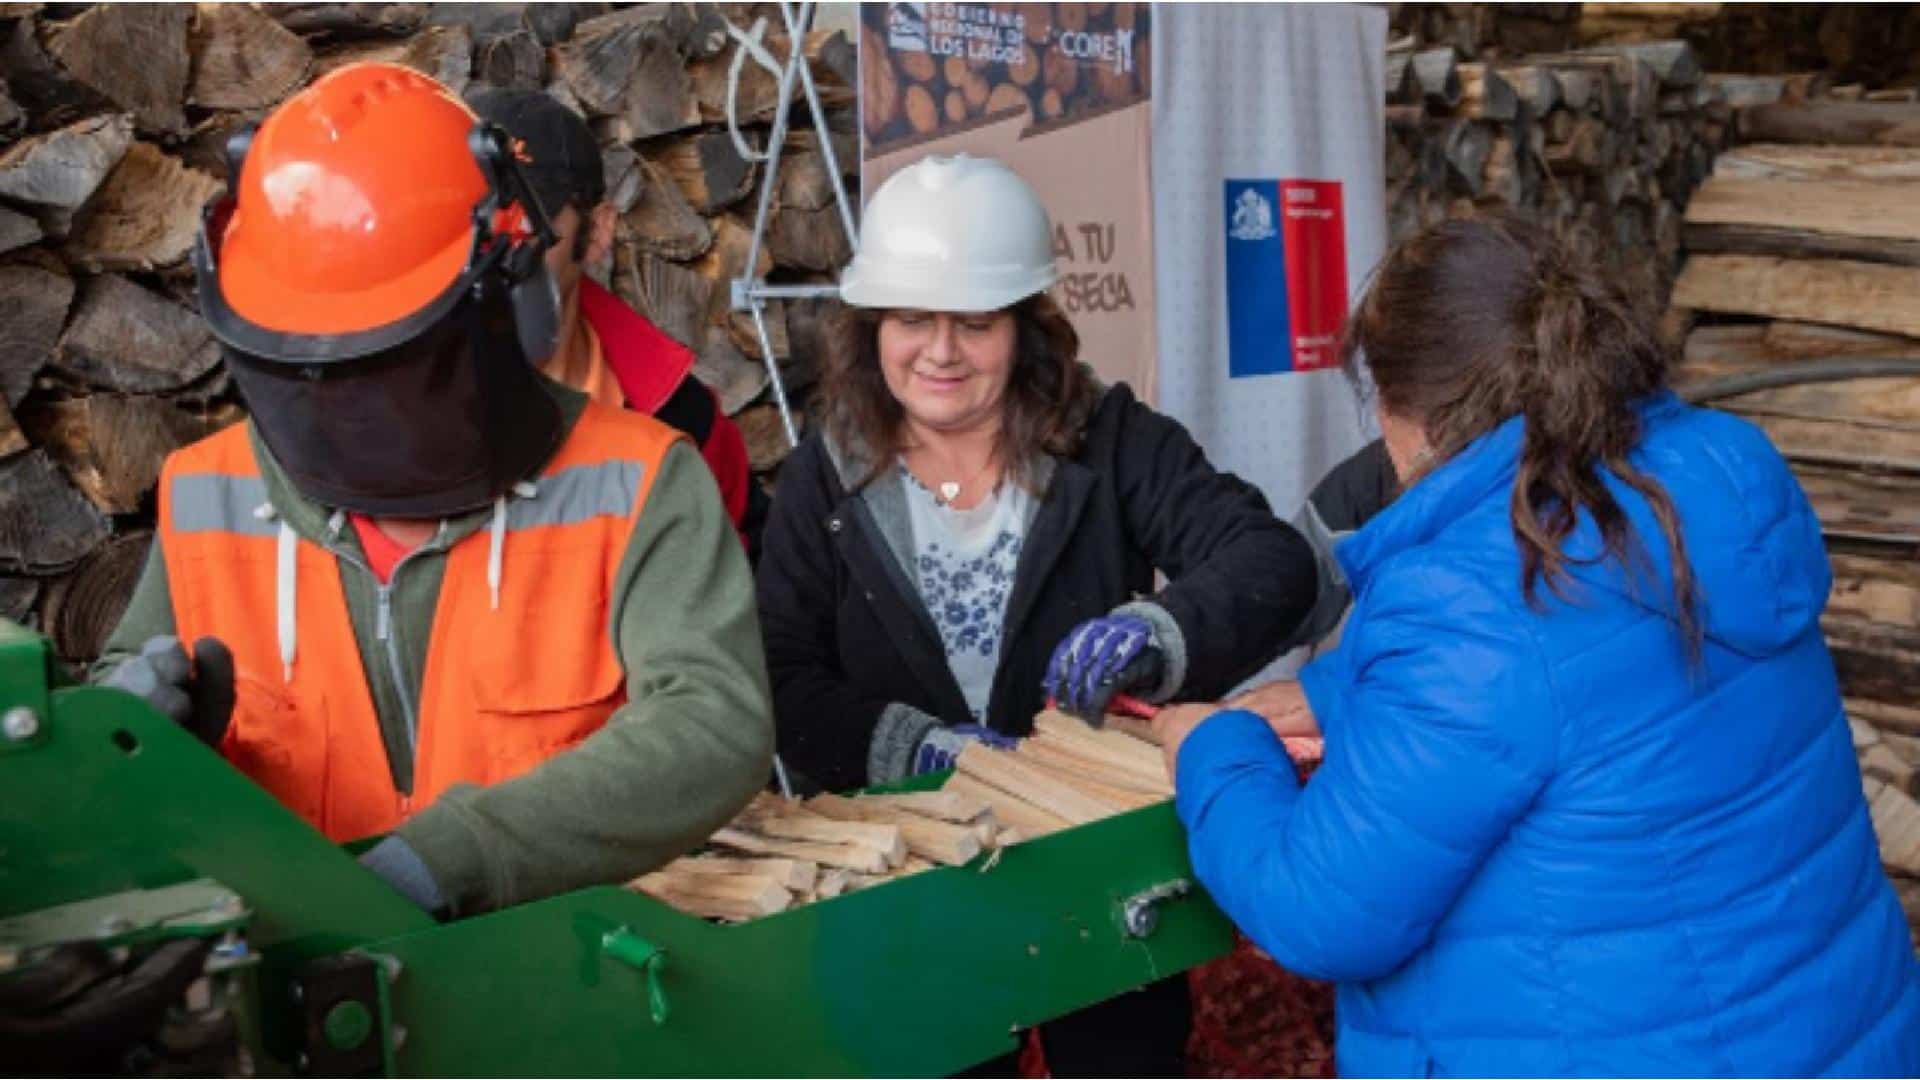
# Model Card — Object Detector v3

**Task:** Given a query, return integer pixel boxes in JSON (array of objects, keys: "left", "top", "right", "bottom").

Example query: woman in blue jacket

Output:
[{"left": 1157, "top": 214, "right": 1920, "bottom": 1077}]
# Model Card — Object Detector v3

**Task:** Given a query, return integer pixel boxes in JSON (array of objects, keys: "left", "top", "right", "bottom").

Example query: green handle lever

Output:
[{"left": 601, "top": 926, "right": 670, "bottom": 1025}]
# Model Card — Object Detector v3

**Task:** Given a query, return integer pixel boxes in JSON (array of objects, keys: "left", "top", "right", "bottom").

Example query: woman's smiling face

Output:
[{"left": 877, "top": 309, "right": 1018, "bottom": 436}]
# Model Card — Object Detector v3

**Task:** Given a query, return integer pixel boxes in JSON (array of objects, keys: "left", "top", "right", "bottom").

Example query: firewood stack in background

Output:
[
  {"left": 1664, "top": 88, "right": 1920, "bottom": 942},
  {"left": 1382, "top": 34, "right": 1727, "bottom": 305},
  {"left": 0, "top": 2, "right": 855, "bottom": 670}
]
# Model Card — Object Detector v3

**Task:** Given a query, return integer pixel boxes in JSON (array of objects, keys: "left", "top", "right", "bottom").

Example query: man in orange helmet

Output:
[
  {"left": 95, "top": 63, "right": 774, "bottom": 917},
  {"left": 468, "top": 87, "right": 768, "bottom": 561}
]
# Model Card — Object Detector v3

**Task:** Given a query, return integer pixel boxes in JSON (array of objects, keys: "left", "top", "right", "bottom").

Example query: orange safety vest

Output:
[{"left": 157, "top": 403, "right": 684, "bottom": 842}]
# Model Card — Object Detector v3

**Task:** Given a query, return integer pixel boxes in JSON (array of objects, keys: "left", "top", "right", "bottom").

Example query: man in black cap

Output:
[{"left": 470, "top": 87, "right": 767, "bottom": 560}]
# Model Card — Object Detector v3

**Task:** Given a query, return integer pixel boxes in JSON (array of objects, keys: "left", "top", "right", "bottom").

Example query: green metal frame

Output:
[{"left": 0, "top": 624, "right": 1232, "bottom": 1076}]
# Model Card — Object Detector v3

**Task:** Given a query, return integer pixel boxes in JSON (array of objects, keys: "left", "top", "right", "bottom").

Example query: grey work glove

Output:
[
  {"left": 99, "top": 635, "right": 236, "bottom": 748},
  {"left": 359, "top": 836, "right": 448, "bottom": 917}
]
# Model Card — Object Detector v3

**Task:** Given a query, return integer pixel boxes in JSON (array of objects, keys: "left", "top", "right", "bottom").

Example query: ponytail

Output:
[{"left": 1348, "top": 212, "right": 1703, "bottom": 655}]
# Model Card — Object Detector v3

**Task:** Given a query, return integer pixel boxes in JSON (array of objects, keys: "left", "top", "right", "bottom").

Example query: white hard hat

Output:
[{"left": 840, "top": 154, "right": 1057, "bottom": 313}]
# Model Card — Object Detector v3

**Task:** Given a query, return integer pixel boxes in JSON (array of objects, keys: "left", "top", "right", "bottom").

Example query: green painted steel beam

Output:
[{"left": 1, "top": 621, "right": 1233, "bottom": 1076}]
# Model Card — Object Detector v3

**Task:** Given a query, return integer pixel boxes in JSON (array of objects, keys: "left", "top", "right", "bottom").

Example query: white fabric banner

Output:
[{"left": 1150, "top": 3, "right": 1387, "bottom": 519}]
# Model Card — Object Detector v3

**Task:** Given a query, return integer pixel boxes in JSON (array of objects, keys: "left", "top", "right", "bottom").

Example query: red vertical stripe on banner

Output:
[{"left": 1278, "top": 180, "right": 1348, "bottom": 372}]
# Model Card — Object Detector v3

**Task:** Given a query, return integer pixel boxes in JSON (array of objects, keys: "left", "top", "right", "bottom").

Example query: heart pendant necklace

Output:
[{"left": 908, "top": 448, "right": 997, "bottom": 508}]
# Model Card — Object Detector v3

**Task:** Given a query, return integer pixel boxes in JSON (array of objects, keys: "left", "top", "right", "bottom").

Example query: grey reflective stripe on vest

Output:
[
  {"left": 169, "top": 473, "right": 277, "bottom": 537},
  {"left": 507, "top": 460, "right": 644, "bottom": 530},
  {"left": 168, "top": 461, "right": 641, "bottom": 536}
]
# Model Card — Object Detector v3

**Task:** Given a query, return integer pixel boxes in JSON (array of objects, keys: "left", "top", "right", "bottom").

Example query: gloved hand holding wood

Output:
[{"left": 97, "top": 635, "right": 235, "bottom": 748}]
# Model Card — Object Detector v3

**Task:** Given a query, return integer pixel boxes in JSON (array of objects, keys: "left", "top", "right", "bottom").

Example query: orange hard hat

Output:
[{"left": 194, "top": 62, "right": 557, "bottom": 363}]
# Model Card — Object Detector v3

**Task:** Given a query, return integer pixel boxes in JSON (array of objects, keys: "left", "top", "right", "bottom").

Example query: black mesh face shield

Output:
[
  {"left": 223, "top": 282, "right": 562, "bottom": 518},
  {"left": 197, "top": 121, "right": 567, "bottom": 517}
]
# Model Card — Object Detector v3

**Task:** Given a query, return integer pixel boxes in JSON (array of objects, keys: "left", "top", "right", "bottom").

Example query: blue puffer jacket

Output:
[{"left": 1176, "top": 393, "right": 1920, "bottom": 1077}]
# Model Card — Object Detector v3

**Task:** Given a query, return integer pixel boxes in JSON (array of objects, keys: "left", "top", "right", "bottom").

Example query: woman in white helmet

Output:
[{"left": 754, "top": 154, "right": 1325, "bottom": 1074}]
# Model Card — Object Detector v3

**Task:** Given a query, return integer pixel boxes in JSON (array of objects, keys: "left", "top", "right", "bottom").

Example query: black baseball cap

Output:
[{"left": 468, "top": 87, "right": 605, "bottom": 218}]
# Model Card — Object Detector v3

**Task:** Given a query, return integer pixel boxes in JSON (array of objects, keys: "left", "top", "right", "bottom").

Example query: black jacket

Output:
[{"left": 756, "top": 383, "right": 1320, "bottom": 791}]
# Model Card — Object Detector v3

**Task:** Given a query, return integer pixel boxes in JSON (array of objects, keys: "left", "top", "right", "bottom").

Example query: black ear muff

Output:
[
  {"left": 509, "top": 258, "right": 562, "bottom": 363},
  {"left": 468, "top": 120, "right": 562, "bottom": 362}
]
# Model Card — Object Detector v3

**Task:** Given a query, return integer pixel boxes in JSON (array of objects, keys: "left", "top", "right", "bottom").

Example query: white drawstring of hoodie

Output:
[{"left": 262, "top": 481, "right": 542, "bottom": 682}]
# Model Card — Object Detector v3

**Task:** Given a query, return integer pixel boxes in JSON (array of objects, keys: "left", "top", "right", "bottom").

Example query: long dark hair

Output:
[
  {"left": 1346, "top": 212, "right": 1701, "bottom": 650},
  {"left": 820, "top": 293, "right": 1099, "bottom": 489}
]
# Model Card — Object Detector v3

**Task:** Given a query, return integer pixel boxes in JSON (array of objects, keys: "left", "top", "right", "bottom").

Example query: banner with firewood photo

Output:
[
  {"left": 1150, "top": 3, "right": 1389, "bottom": 521},
  {"left": 858, "top": 2, "right": 1157, "bottom": 399}
]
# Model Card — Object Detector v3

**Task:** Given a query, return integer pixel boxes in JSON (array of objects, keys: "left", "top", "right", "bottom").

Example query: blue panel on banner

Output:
[{"left": 1224, "top": 179, "right": 1292, "bottom": 378}]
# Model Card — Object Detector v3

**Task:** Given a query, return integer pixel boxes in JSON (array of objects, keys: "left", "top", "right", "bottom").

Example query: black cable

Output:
[{"left": 1678, "top": 356, "right": 1920, "bottom": 405}]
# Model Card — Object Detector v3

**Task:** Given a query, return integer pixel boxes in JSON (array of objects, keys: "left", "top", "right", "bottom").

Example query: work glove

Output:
[
  {"left": 359, "top": 835, "right": 449, "bottom": 917},
  {"left": 0, "top": 937, "right": 215, "bottom": 1074},
  {"left": 99, "top": 635, "right": 236, "bottom": 748},
  {"left": 913, "top": 723, "right": 1018, "bottom": 776},
  {"left": 1043, "top": 613, "right": 1164, "bottom": 724}
]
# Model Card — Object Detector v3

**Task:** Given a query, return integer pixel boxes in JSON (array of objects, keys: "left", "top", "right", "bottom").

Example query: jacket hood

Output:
[{"left": 1338, "top": 392, "right": 1830, "bottom": 659}]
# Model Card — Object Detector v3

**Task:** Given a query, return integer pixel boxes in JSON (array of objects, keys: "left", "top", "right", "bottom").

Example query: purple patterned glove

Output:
[
  {"left": 913, "top": 723, "right": 1018, "bottom": 776},
  {"left": 1044, "top": 614, "right": 1164, "bottom": 723}
]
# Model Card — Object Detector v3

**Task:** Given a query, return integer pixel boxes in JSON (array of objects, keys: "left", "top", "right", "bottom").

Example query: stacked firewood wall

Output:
[
  {"left": 0, "top": 2, "right": 854, "bottom": 670},
  {"left": 1384, "top": 37, "right": 1726, "bottom": 305},
  {"left": 1666, "top": 86, "right": 1920, "bottom": 944}
]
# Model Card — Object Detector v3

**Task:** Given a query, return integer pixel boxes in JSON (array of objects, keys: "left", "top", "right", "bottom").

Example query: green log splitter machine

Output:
[{"left": 0, "top": 621, "right": 1234, "bottom": 1075}]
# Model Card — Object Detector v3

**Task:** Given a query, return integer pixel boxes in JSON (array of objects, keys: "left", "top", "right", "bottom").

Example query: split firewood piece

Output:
[
  {"left": 956, "top": 743, "right": 1120, "bottom": 825},
  {"left": 806, "top": 793, "right": 983, "bottom": 867},
  {"left": 1737, "top": 103, "right": 1920, "bottom": 149},
  {"left": 1852, "top": 699, "right": 1920, "bottom": 741},
  {"left": 0, "top": 450, "right": 109, "bottom": 575},
  {"left": 0, "top": 257, "right": 75, "bottom": 407},
  {"left": 1033, "top": 710, "right": 1171, "bottom": 775},
  {"left": 614, "top": 244, "right": 711, "bottom": 350},
  {"left": 1712, "top": 145, "right": 1920, "bottom": 183},
  {"left": 0, "top": 575, "right": 38, "bottom": 625},
  {"left": 189, "top": 3, "right": 313, "bottom": 111},
  {"left": 271, "top": 4, "right": 429, "bottom": 38},
  {"left": 736, "top": 403, "right": 800, "bottom": 474},
  {"left": 315, "top": 23, "right": 473, "bottom": 95},
  {"left": 53, "top": 275, "right": 221, "bottom": 394},
  {"left": 624, "top": 156, "right": 714, "bottom": 261},
  {"left": 941, "top": 773, "right": 1069, "bottom": 839},
  {"left": 766, "top": 151, "right": 853, "bottom": 272},
  {"left": 692, "top": 335, "right": 768, "bottom": 417},
  {"left": 475, "top": 27, "right": 545, "bottom": 90},
  {"left": 554, "top": 5, "right": 699, "bottom": 142},
  {"left": 1457, "top": 64, "right": 1519, "bottom": 122},
  {"left": 0, "top": 113, "right": 133, "bottom": 215},
  {"left": 42, "top": 528, "right": 150, "bottom": 663},
  {"left": 47, "top": 4, "right": 191, "bottom": 137},
  {"left": 1021, "top": 748, "right": 1164, "bottom": 812},
  {"left": 710, "top": 827, "right": 890, "bottom": 875},
  {"left": 812, "top": 868, "right": 851, "bottom": 900},
  {"left": 739, "top": 796, "right": 907, "bottom": 867},
  {"left": 669, "top": 854, "right": 817, "bottom": 894},
  {"left": 0, "top": 205, "right": 42, "bottom": 257},
  {"left": 853, "top": 790, "right": 992, "bottom": 825},
  {"left": 0, "top": 71, "right": 23, "bottom": 140},
  {"left": 65, "top": 144, "right": 224, "bottom": 273},
  {"left": 1671, "top": 254, "right": 1920, "bottom": 340},
  {"left": 896, "top": 857, "right": 939, "bottom": 876},
  {"left": 632, "top": 866, "right": 792, "bottom": 921},
  {"left": 1684, "top": 176, "right": 1920, "bottom": 265},
  {"left": 26, "top": 395, "right": 208, "bottom": 514},
  {"left": 648, "top": 131, "right": 758, "bottom": 215},
  {"left": 1868, "top": 784, "right": 1920, "bottom": 878},
  {"left": 0, "top": 397, "right": 22, "bottom": 458},
  {"left": 1018, "top": 737, "right": 1171, "bottom": 798},
  {"left": 1863, "top": 743, "right": 1919, "bottom": 799}
]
